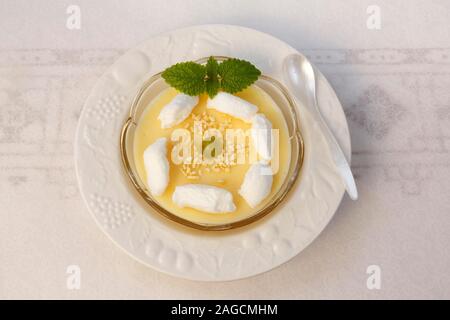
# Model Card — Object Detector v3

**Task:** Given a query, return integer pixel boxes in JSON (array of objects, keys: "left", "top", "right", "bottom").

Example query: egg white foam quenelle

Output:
[
  {"left": 158, "top": 94, "right": 199, "bottom": 128},
  {"left": 143, "top": 138, "right": 170, "bottom": 196},
  {"left": 251, "top": 113, "right": 273, "bottom": 160},
  {"left": 172, "top": 184, "right": 236, "bottom": 213},
  {"left": 239, "top": 162, "right": 273, "bottom": 208},
  {"left": 207, "top": 92, "right": 258, "bottom": 123}
]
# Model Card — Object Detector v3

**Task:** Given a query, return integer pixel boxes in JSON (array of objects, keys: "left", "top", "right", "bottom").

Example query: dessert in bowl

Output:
[{"left": 121, "top": 56, "right": 304, "bottom": 230}]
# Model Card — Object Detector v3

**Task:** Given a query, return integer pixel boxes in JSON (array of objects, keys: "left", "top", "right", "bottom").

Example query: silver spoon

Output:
[{"left": 283, "top": 53, "right": 358, "bottom": 200}]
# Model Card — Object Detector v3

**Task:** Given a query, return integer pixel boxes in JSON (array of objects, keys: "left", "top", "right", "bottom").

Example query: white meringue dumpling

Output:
[{"left": 158, "top": 93, "right": 199, "bottom": 128}]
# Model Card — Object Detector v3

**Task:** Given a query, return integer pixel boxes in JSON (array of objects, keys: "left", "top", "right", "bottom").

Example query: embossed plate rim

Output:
[{"left": 74, "top": 24, "right": 351, "bottom": 281}]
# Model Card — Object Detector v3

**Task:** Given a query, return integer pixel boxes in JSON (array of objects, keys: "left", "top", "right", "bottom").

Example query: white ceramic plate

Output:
[{"left": 74, "top": 25, "right": 350, "bottom": 281}]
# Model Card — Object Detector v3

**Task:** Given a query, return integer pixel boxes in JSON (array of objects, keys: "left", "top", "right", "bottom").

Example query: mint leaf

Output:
[
  {"left": 218, "top": 58, "right": 261, "bottom": 94},
  {"left": 161, "top": 57, "right": 261, "bottom": 97},
  {"left": 205, "top": 57, "right": 220, "bottom": 97},
  {"left": 161, "top": 62, "right": 206, "bottom": 96}
]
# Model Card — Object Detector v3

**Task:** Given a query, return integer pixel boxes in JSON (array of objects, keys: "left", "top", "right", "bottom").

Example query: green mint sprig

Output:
[{"left": 161, "top": 57, "right": 261, "bottom": 98}]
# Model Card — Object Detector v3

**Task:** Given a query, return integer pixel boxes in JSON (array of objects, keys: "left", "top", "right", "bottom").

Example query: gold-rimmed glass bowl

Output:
[{"left": 120, "top": 56, "right": 304, "bottom": 231}]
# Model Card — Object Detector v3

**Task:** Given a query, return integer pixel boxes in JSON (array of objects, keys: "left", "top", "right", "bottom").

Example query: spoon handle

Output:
[{"left": 313, "top": 104, "right": 358, "bottom": 200}]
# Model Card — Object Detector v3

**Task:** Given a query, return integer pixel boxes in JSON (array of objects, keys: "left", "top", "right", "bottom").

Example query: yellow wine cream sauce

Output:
[{"left": 133, "top": 86, "right": 291, "bottom": 225}]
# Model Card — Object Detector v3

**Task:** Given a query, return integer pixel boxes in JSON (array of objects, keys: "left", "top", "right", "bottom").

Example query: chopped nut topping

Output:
[{"left": 178, "top": 110, "right": 246, "bottom": 179}]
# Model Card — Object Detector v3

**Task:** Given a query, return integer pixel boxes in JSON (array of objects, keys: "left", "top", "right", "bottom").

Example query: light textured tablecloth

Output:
[{"left": 1, "top": 0, "right": 449, "bottom": 299}]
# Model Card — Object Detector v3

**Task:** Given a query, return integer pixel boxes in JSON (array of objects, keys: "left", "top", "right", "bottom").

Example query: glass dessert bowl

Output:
[{"left": 120, "top": 56, "right": 304, "bottom": 231}]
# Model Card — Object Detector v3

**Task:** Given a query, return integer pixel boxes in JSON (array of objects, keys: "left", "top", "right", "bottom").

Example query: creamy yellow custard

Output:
[{"left": 133, "top": 85, "right": 291, "bottom": 225}]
